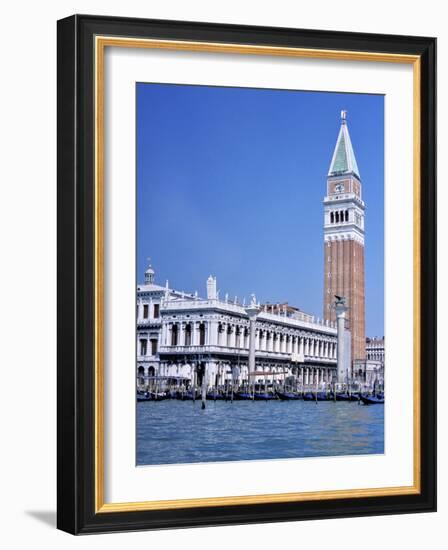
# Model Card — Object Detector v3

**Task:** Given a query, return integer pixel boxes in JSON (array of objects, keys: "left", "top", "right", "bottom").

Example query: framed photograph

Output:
[{"left": 57, "top": 15, "right": 436, "bottom": 534}]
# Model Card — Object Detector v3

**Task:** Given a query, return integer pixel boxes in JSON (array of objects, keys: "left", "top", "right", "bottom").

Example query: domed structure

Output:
[{"left": 144, "top": 260, "right": 155, "bottom": 284}]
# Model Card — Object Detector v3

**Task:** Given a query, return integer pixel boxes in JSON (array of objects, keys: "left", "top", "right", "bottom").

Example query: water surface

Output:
[{"left": 137, "top": 399, "right": 384, "bottom": 466}]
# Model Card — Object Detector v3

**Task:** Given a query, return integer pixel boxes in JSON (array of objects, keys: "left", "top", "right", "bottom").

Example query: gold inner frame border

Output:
[{"left": 94, "top": 35, "right": 421, "bottom": 514}]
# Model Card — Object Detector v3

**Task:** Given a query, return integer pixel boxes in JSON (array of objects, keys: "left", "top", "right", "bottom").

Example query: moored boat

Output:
[
  {"left": 359, "top": 393, "right": 384, "bottom": 405},
  {"left": 148, "top": 391, "right": 166, "bottom": 401},
  {"left": 276, "top": 391, "right": 301, "bottom": 400},
  {"left": 348, "top": 392, "right": 360, "bottom": 401},
  {"left": 234, "top": 392, "right": 254, "bottom": 400},
  {"left": 302, "top": 392, "right": 315, "bottom": 401},
  {"left": 137, "top": 391, "right": 151, "bottom": 402},
  {"left": 335, "top": 392, "right": 360, "bottom": 401},
  {"left": 253, "top": 392, "right": 277, "bottom": 401},
  {"left": 206, "top": 390, "right": 225, "bottom": 400},
  {"left": 335, "top": 392, "right": 350, "bottom": 401},
  {"left": 303, "top": 391, "right": 330, "bottom": 401}
]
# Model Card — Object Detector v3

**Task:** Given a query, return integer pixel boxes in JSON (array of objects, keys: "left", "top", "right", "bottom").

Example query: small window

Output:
[
  {"left": 150, "top": 339, "right": 158, "bottom": 355},
  {"left": 140, "top": 339, "right": 147, "bottom": 356},
  {"left": 143, "top": 304, "right": 149, "bottom": 318},
  {"left": 184, "top": 324, "right": 192, "bottom": 346},
  {"left": 153, "top": 303, "right": 160, "bottom": 318},
  {"left": 171, "top": 325, "right": 178, "bottom": 346}
]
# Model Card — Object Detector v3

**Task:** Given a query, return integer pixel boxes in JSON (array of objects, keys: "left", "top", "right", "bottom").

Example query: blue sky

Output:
[{"left": 136, "top": 83, "right": 384, "bottom": 336}]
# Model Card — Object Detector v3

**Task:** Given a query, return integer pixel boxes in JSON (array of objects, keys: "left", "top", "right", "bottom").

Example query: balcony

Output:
[
  {"left": 158, "top": 300, "right": 336, "bottom": 334},
  {"left": 158, "top": 344, "right": 336, "bottom": 364},
  {"left": 161, "top": 298, "right": 245, "bottom": 315},
  {"left": 257, "top": 311, "right": 336, "bottom": 333},
  {"left": 136, "top": 354, "right": 158, "bottom": 362},
  {"left": 137, "top": 317, "right": 162, "bottom": 328},
  {"left": 159, "top": 344, "right": 286, "bottom": 359}
]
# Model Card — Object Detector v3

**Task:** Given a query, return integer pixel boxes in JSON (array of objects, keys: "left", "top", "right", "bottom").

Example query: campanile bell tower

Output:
[{"left": 323, "top": 111, "right": 366, "bottom": 363}]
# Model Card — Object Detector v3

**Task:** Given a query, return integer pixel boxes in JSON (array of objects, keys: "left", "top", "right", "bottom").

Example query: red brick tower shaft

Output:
[{"left": 323, "top": 111, "right": 366, "bottom": 363}]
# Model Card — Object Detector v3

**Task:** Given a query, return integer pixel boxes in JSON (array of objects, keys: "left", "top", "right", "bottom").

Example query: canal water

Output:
[{"left": 136, "top": 399, "right": 384, "bottom": 466}]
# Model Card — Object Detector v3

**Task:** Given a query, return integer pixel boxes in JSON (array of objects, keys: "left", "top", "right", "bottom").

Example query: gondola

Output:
[
  {"left": 234, "top": 392, "right": 254, "bottom": 400},
  {"left": 253, "top": 392, "right": 277, "bottom": 401},
  {"left": 148, "top": 391, "right": 166, "bottom": 401},
  {"left": 206, "top": 391, "right": 225, "bottom": 400},
  {"left": 348, "top": 392, "right": 361, "bottom": 401},
  {"left": 137, "top": 391, "right": 151, "bottom": 402},
  {"left": 276, "top": 391, "right": 301, "bottom": 400},
  {"left": 359, "top": 393, "right": 384, "bottom": 405},
  {"left": 302, "top": 392, "right": 315, "bottom": 401},
  {"left": 335, "top": 392, "right": 350, "bottom": 401},
  {"left": 335, "top": 392, "right": 360, "bottom": 401},
  {"left": 303, "top": 391, "right": 329, "bottom": 401}
]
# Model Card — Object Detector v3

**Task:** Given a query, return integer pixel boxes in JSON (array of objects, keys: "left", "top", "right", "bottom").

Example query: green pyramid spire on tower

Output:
[{"left": 328, "top": 111, "right": 360, "bottom": 179}]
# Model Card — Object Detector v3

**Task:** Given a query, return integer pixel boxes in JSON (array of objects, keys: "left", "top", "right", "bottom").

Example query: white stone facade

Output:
[
  {"left": 353, "top": 337, "right": 385, "bottom": 386},
  {"left": 136, "top": 267, "right": 339, "bottom": 390},
  {"left": 353, "top": 359, "right": 384, "bottom": 386},
  {"left": 366, "top": 337, "right": 385, "bottom": 364}
]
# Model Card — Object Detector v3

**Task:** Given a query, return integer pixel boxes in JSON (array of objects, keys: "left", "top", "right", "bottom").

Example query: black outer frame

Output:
[{"left": 57, "top": 14, "right": 436, "bottom": 535}]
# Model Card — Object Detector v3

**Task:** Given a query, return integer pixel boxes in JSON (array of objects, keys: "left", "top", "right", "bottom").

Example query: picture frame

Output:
[{"left": 57, "top": 14, "right": 436, "bottom": 534}]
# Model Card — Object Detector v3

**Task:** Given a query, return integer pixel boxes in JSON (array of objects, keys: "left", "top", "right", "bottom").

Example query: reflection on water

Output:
[{"left": 136, "top": 400, "right": 384, "bottom": 466}]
